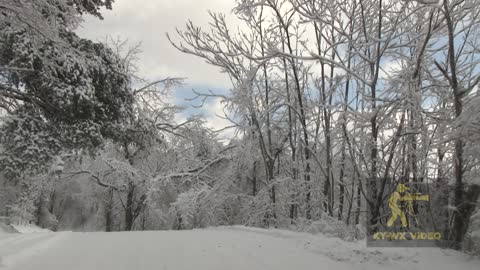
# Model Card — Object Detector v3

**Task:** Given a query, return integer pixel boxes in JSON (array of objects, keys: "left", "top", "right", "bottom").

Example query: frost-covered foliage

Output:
[
  {"left": 0, "top": 0, "right": 114, "bottom": 37},
  {"left": 167, "top": 0, "right": 480, "bottom": 248},
  {"left": 0, "top": 0, "right": 133, "bottom": 179},
  {"left": 7, "top": 187, "right": 36, "bottom": 225},
  {"left": 0, "top": 109, "right": 104, "bottom": 178},
  {"left": 170, "top": 183, "right": 215, "bottom": 229},
  {"left": 0, "top": 29, "right": 132, "bottom": 122},
  {"left": 34, "top": 121, "right": 224, "bottom": 231},
  {"left": 458, "top": 95, "right": 480, "bottom": 185},
  {"left": 0, "top": 0, "right": 137, "bottom": 229}
]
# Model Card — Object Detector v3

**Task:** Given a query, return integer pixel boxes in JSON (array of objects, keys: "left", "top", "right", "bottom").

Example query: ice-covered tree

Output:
[{"left": 0, "top": 0, "right": 132, "bottom": 179}]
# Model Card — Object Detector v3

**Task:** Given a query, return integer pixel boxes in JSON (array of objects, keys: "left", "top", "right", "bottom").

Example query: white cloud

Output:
[
  {"left": 380, "top": 59, "right": 404, "bottom": 79},
  {"left": 77, "top": 0, "right": 240, "bottom": 139},
  {"left": 76, "top": 0, "right": 235, "bottom": 88},
  {"left": 203, "top": 98, "right": 235, "bottom": 139}
]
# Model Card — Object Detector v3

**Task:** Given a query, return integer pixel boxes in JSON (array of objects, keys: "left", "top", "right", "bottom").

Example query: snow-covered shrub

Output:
[
  {"left": 8, "top": 192, "right": 36, "bottom": 225},
  {"left": 294, "top": 215, "right": 365, "bottom": 241},
  {"left": 170, "top": 183, "right": 216, "bottom": 229},
  {"left": 241, "top": 187, "right": 277, "bottom": 228},
  {"left": 465, "top": 208, "right": 480, "bottom": 255}
]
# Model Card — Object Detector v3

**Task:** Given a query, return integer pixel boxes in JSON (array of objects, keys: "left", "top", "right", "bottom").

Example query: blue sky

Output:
[{"left": 172, "top": 84, "right": 230, "bottom": 126}]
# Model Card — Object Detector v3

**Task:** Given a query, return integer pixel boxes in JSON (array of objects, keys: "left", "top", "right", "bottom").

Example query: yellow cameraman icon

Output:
[{"left": 387, "top": 183, "right": 429, "bottom": 227}]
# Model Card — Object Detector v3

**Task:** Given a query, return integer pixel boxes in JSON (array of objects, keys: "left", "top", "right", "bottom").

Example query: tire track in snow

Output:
[{"left": 0, "top": 232, "right": 70, "bottom": 269}]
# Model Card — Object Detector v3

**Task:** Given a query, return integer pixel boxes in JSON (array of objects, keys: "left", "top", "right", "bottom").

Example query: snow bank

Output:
[
  {"left": 210, "top": 226, "right": 479, "bottom": 269},
  {"left": 292, "top": 216, "right": 366, "bottom": 241},
  {"left": 0, "top": 222, "right": 18, "bottom": 234},
  {"left": 11, "top": 224, "right": 51, "bottom": 234}
]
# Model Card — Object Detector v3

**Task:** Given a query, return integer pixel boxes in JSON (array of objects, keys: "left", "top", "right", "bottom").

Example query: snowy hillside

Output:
[{"left": 0, "top": 226, "right": 478, "bottom": 270}]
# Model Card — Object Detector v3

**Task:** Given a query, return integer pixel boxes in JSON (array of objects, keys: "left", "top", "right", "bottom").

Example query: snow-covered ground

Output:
[{"left": 0, "top": 226, "right": 478, "bottom": 270}]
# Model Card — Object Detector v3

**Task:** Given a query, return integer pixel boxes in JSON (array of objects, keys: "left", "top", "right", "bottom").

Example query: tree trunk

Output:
[
  {"left": 124, "top": 182, "right": 135, "bottom": 231},
  {"left": 252, "top": 161, "right": 257, "bottom": 196},
  {"left": 355, "top": 182, "right": 361, "bottom": 225},
  {"left": 105, "top": 188, "right": 113, "bottom": 232}
]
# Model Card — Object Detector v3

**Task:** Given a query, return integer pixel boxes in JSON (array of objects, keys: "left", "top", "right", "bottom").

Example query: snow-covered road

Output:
[{"left": 0, "top": 226, "right": 478, "bottom": 270}]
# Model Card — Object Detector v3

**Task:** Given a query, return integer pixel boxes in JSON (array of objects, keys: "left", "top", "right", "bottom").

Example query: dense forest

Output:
[{"left": 1, "top": 0, "right": 480, "bottom": 253}]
